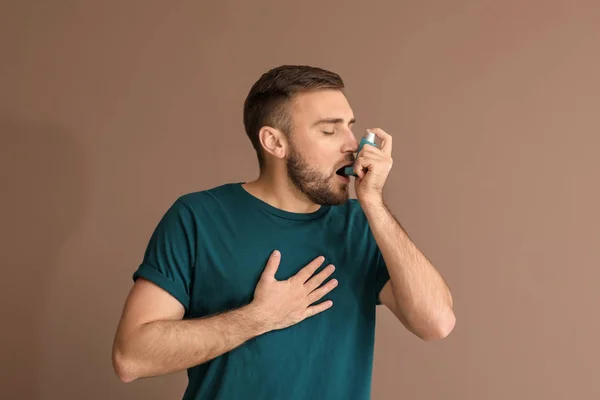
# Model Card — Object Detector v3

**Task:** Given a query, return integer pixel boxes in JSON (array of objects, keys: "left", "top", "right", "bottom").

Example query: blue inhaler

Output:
[{"left": 344, "top": 131, "right": 377, "bottom": 177}]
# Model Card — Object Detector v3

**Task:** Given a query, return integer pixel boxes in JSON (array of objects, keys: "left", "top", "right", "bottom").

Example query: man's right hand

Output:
[{"left": 250, "top": 250, "right": 338, "bottom": 331}]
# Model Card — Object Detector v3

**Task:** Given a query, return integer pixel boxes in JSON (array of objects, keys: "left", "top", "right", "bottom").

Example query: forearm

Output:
[
  {"left": 113, "top": 303, "right": 269, "bottom": 382},
  {"left": 363, "top": 198, "right": 454, "bottom": 338}
]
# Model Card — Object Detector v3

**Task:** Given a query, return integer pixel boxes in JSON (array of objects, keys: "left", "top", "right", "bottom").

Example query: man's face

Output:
[{"left": 284, "top": 89, "right": 359, "bottom": 205}]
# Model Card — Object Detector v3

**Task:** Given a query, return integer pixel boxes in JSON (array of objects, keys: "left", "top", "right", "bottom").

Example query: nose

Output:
[{"left": 342, "top": 130, "right": 359, "bottom": 153}]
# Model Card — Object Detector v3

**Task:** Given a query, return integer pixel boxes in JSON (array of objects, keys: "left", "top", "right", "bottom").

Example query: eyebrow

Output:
[{"left": 312, "top": 117, "right": 356, "bottom": 127}]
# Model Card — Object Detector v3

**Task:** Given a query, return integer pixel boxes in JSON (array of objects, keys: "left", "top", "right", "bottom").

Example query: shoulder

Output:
[
  {"left": 147, "top": 183, "right": 240, "bottom": 229},
  {"left": 331, "top": 198, "right": 368, "bottom": 221},
  {"left": 345, "top": 198, "right": 365, "bottom": 213},
  {"left": 326, "top": 198, "right": 372, "bottom": 236},
  {"left": 174, "top": 182, "right": 241, "bottom": 213}
]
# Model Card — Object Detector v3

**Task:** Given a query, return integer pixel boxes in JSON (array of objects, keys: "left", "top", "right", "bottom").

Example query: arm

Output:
[
  {"left": 352, "top": 127, "right": 455, "bottom": 341},
  {"left": 112, "top": 278, "right": 268, "bottom": 382},
  {"left": 112, "top": 251, "right": 338, "bottom": 382},
  {"left": 111, "top": 198, "right": 268, "bottom": 382},
  {"left": 364, "top": 199, "right": 455, "bottom": 340}
]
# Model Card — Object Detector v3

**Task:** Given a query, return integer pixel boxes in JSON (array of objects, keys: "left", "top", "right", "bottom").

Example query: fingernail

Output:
[{"left": 272, "top": 250, "right": 280, "bottom": 256}]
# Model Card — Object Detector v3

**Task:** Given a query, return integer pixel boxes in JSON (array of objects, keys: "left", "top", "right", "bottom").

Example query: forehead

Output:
[{"left": 288, "top": 89, "right": 354, "bottom": 125}]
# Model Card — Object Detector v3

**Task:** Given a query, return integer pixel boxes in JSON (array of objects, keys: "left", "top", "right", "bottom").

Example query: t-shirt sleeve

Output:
[
  {"left": 132, "top": 198, "right": 197, "bottom": 312},
  {"left": 374, "top": 250, "right": 390, "bottom": 305}
]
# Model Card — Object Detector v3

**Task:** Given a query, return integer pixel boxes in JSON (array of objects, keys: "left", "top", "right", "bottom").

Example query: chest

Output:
[{"left": 187, "top": 220, "right": 375, "bottom": 321}]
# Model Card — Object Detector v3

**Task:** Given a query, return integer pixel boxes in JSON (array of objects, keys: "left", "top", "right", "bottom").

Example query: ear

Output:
[{"left": 258, "top": 126, "right": 288, "bottom": 160}]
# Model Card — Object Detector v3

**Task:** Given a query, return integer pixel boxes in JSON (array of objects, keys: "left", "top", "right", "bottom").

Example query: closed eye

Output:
[{"left": 323, "top": 131, "right": 334, "bottom": 135}]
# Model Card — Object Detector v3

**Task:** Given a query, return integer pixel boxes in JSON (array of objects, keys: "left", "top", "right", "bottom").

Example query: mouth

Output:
[{"left": 335, "top": 162, "right": 354, "bottom": 178}]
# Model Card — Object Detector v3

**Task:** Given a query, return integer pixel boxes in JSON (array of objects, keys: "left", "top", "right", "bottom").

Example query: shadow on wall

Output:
[{"left": 0, "top": 117, "right": 89, "bottom": 399}]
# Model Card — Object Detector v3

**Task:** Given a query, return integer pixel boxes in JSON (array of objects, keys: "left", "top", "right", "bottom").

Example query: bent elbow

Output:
[
  {"left": 423, "top": 310, "right": 456, "bottom": 341},
  {"left": 112, "top": 345, "right": 138, "bottom": 383}
]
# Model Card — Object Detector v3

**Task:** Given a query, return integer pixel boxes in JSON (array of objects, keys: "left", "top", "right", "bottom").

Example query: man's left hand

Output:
[{"left": 353, "top": 128, "right": 394, "bottom": 206}]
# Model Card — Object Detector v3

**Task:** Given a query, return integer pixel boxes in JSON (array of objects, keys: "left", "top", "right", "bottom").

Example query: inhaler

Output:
[{"left": 344, "top": 131, "right": 377, "bottom": 177}]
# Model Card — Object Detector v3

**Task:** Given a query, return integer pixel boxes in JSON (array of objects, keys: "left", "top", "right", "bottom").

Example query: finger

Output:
[
  {"left": 304, "top": 264, "right": 335, "bottom": 291},
  {"left": 307, "top": 278, "right": 338, "bottom": 304},
  {"left": 305, "top": 300, "right": 333, "bottom": 318},
  {"left": 261, "top": 250, "right": 281, "bottom": 281},
  {"left": 357, "top": 140, "right": 378, "bottom": 157},
  {"left": 293, "top": 255, "right": 326, "bottom": 283},
  {"left": 355, "top": 151, "right": 390, "bottom": 177},
  {"left": 367, "top": 128, "right": 392, "bottom": 156},
  {"left": 353, "top": 156, "right": 372, "bottom": 179},
  {"left": 357, "top": 144, "right": 375, "bottom": 157},
  {"left": 357, "top": 146, "right": 387, "bottom": 164}
]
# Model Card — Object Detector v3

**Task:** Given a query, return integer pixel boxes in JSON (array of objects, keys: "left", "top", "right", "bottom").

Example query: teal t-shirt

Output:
[{"left": 133, "top": 182, "right": 390, "bottom": 400}]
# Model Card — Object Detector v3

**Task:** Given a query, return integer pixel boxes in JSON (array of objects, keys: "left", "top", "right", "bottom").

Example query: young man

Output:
[{"left": 112, "top": 65, "right": 455, "bottom": 399}]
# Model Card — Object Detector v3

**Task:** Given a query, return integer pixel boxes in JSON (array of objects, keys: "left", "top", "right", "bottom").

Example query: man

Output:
[{"left": 112, "top": 65, "right": 455, "bottom": 399}]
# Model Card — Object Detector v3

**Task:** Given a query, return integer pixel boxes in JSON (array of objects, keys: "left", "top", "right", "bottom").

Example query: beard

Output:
[{"left": 286, "top": 141, "right": 350, "bottom": 206}]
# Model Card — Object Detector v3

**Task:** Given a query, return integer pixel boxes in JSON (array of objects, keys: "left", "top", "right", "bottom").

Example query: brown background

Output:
[{"left": 1, "top": 1, "right": 599, "bottom": 399}]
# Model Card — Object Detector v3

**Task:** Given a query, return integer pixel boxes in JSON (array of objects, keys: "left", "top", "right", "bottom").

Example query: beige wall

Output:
[{"left": 1, "top": 1, "right": 599, "bottom": 399}]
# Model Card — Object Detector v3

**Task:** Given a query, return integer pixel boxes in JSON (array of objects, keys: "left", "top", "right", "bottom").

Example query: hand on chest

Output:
[{"left": 191, "top": 230, "right": 374, "bottom": 319}]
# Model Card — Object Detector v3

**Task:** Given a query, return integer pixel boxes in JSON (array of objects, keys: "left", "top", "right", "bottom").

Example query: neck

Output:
[{"left": 242, "top": 167, "right": 321, "bottom": 214}]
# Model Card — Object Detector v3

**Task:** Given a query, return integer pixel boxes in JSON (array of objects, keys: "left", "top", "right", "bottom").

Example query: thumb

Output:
[{"left": 261, "top": 250, "right": 281, "bottom": 280}]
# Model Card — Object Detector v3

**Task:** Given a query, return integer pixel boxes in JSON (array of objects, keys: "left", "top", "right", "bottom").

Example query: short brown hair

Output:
[{"left": 243, "top": 65, "right": 345, "bottom": 170}]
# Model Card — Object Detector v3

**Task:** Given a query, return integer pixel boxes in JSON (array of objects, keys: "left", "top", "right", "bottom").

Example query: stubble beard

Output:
[{"left": 286, "top": 141, "right": 349, "bottom": 206}]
